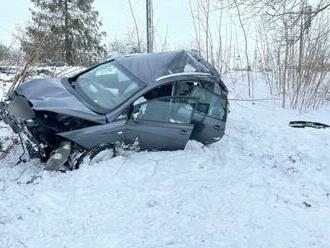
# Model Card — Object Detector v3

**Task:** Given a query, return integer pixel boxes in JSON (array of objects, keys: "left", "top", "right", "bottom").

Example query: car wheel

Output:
[{"left": 72, "top": 144, "right": 116, "bottom": 169}]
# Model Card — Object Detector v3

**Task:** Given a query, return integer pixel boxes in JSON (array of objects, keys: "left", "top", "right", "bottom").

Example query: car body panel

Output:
[
  {"left": 16, "top": 78, "right": 106, "bottom": 124},
  {"left": 125, "top": 120, "right": 194, "bottom": 151},
  {"left": 189, "top": 87, "right": 228, "bottom": 144},
  {"left": 58, "top": 118, "right": 194, "bottom": 151},
  {"left": 115, "top": 51, "right": 211, "bottom": 85},
  {"left": 6, "top": 95, "right": 36, "bottom": 120},
  {"left": 58, "top": 120, "right": 126, "bottom": 148},
  {"left": 191, "top": 112, "right": 226, "bottom": 144}
]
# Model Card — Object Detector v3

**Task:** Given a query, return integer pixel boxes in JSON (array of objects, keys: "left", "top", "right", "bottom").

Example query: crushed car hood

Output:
[{"left": 15, "top": 78, "right": 106, "bottom": 124}]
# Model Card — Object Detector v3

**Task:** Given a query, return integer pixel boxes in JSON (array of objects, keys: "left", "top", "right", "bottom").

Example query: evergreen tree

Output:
[{"left": 24, "top": 0, "right": 107, "bottom": 65}]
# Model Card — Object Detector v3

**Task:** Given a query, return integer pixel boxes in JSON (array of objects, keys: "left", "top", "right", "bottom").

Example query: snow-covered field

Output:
[{"left": 1, "top": 71, "right": 330, "bottom": 247}]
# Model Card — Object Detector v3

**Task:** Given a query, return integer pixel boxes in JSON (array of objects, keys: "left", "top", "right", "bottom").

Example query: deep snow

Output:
[{"left": 1, "top": 71, "right": 330, "bottom": 248}]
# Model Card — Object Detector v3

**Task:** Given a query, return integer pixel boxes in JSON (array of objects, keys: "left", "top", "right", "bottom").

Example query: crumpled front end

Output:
[
  {"left": 0, "top": 76, "right": 109, "bottom": 170},
  {"left": 0, "top": 89, "right": 100, "bottom": 170},
  {"left": 0, "top": 93, "right": 43, "bottom": 161}
]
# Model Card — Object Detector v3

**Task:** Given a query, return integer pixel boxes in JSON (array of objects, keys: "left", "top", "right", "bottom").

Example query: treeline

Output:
[{"left": 188, "top": 0, "right": 330, "bottom": 111}]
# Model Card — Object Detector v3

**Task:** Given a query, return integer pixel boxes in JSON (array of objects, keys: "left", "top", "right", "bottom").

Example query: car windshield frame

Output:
[{"left": 71, "top": 61, "right": 146, "bottom": 113}]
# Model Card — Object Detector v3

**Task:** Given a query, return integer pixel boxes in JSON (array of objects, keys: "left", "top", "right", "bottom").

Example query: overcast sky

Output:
[
  {"left": 0, "top": 0, "right": 325, "bottom": 53},
  {"left": 0, "top": 0, "right": 201, "bottom": 49}
]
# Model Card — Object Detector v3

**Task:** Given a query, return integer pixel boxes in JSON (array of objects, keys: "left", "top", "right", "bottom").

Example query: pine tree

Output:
[{"left": 23, "top": 0, "right": 107, "bottom": 65}]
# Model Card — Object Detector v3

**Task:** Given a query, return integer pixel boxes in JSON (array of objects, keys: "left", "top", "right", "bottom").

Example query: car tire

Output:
[{"left": 72, "top": 144, "right": 116, "bottom": 169}]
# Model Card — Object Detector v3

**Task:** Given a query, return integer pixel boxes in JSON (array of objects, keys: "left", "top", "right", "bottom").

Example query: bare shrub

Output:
[{"left": 258, "top": 10, "right": 330, "bottom": 111}]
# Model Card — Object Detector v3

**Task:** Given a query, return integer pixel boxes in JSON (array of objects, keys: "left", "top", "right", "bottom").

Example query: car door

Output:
[
  {"left": 125, "top": 96, "right": 196, "bottom": 151},
  {"left": 190, "top": 87, "right": 228, "bottom": 145}
]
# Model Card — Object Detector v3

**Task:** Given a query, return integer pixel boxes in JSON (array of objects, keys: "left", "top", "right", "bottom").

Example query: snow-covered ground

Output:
[{"left": 1, "top": 70, "right": 330, "bottom": 248}]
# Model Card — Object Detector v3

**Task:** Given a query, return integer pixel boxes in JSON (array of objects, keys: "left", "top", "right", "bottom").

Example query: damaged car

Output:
[{"left": 0, "top": 50, "right": 228, "bottom": 171}]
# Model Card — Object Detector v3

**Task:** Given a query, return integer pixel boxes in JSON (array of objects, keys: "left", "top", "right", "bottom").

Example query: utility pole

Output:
[{"left": 146, "top": 0, "right": 154, "bottom": 53}]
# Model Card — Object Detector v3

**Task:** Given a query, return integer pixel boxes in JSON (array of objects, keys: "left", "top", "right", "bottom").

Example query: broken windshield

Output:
[{"left": 74, "top": 62, "right": 144, "bottom": 111}]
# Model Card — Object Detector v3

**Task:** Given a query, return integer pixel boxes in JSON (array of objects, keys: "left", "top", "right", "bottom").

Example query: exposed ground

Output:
[{"left": 1, "top": 71, "right": 330, "bottom": 248}]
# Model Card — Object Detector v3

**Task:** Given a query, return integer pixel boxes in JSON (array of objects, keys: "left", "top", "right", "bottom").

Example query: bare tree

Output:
[
  {"left": 189, "top": 0, "right": 213, "bottom": 62},
  {"left": 233, "top": 0, "right": 253, "bottom": 98},
  {"left": 161, "top": 26, "right": 169, "bottom": 52},
  {"left": 258, "top": 4, "right": 330, "bottom": 111},
  {"left": 228, "top": 0, "right": 330, "bottom": 110},
  {"left": 189, "top": 0, "right": 235, "bottom": 74},
  {"left": 189, "top": 0, "right": 202, "bottom": 54},
  {"left": 128, "top": 0, "right": 142, "bottom": 52}
]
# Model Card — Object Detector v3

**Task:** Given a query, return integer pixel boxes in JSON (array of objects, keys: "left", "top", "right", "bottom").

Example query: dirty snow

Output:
[{"left": 1, "top": 71, "right": 330, "bottom": 248}]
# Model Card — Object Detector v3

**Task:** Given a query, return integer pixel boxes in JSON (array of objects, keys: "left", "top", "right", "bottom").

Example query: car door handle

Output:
[
  {"left": 213, "top": 124, "right": 221, "bottom": 130},
  {"left": 180, "top": 130, "right": 188, "bottom": 135}
]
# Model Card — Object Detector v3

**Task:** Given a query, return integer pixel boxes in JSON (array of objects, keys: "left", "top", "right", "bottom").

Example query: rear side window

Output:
[
  {"left": 191, "top": 87, "right": 227, "bottom": 120},
  {"left": 132, "top": 97, "right": 196, "bottom": 124},
  {"left": 174, "top": 81, "right": 196, "bottom": 96},
  {"left": 174, "top": 80, "right": 215, "bottom": 97}
]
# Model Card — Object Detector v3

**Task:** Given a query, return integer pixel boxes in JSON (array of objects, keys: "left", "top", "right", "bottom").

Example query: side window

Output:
[
  {"left": 174, "top": 80, "right": 214, "bottom": 97},
  {"left": 214, "top": 81, "right": 222, "bottom": 95},
  {"left": 144, "top": 84, "right": 173, "bottom": 100},
  {"left": 132, "top": 84, "right": 174, "bottom": 108},
  {"left": 201, "top": 81, "right": 214, "bottom": 91},
  {"left": 191, "top": 87, "right": 227, "bottom": 120},
  {"left": 214, "top": 80, "right": 227, "bottom": 96},
  {"left": 131, "top": 97, "right": 196, "bottom": 124},
  {"left": 174, "top": 81, "right": 196, "bottom": 96}
]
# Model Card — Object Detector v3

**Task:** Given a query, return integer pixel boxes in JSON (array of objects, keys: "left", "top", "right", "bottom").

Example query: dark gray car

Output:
[{"left": 0, "top": 50, "right": 228, "bottom": 171}]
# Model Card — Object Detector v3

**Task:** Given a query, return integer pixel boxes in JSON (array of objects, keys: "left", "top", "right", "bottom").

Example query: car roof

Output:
[{"left": 114, "top": 50, "right": 222, "bottom": 86}]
